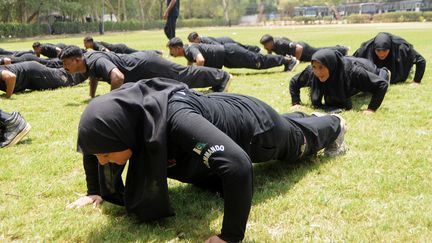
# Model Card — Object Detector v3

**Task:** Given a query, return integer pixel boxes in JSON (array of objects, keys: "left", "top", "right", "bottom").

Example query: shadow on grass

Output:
[
  {"left": 85, "top": 155, "right": 331, "bottom": 241},
  {"left": 65, "top": 98, "right": 91, "bottom": 107},
  {"left": 230, "top": 70, "right": 284, "bottom": 76}
]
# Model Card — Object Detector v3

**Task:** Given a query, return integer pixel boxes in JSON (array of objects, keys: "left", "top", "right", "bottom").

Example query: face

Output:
[
  {"left": 312, "top": 61, "right": 330, "bottom": 82},
  {"left": 262, "top": 41, "right": 274, "bottom": 52},
  {"left": 62, "top": 57, "right": 84, "bottom": 74},
  {"left": 96, "top": 149, "right": 133, "bottom": 165},
  {"left": 374, "top": 49, "right": 390, "bottom": 60},
  {"left": 190, "top": 37, "right": 200, "bottom": 43},
  {"left": 84, "top": 41, "right": 93, "bottom": 49},
  {"left": 33, "top": 47, "right": 42, "bottom": 55},
  {"left": 169, "top": 46, "right": 183, "bottom": 57}
]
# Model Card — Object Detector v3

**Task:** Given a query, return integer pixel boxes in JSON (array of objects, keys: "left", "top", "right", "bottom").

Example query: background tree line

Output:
[{"left": 0, "top": 0, "right": 406, "bottom": 25}]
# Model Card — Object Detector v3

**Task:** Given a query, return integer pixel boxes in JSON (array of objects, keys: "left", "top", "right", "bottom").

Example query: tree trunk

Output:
[
  {"left": 122, "top": 0, "right": 127, "bottom": 21},
  {"left": 159, "top": 0, "right": 164, "bottom": 19},
  {"left": 117, "top": 0, "right": 121, "bottom": 21},
  {"left": 221, "top": 0, "right": 230, "bottom": 26},
  {"left": 138, "top": 0, "right": 145, "bottom": 24}
]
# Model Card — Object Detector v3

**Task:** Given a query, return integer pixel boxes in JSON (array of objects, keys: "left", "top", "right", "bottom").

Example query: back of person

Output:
[{"left": 185, "top": 44, "right": 225, "bottom": 68}]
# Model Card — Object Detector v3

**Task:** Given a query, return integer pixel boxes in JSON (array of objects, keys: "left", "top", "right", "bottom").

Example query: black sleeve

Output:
[
  {"left": 289, "top": 67, "right": 312, "bottom": 105},
  {"left": 83, "top": 154, "right": 101, "bottom": 195},
  {"left": 413, "top": 50, "right": 426, "bottom": 83},
  {"left": 93, "top": 42, "right": 107, "bottom": 51},
  {"left": 93, "top": 58, "right": 117, "bottom": 81},
  {"left": 353, "top": 68, "right": 388, "bottom": 111},
  {"left": 83, "top": 153, "right": 126, "bottom": 206},
  {"left": 189, "top": 45, "right": 202, "bottom": 61}
]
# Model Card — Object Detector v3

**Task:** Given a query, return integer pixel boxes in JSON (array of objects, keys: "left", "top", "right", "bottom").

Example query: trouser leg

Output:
[
  {"left": 178, "top": 65, "right": 230, "bottom": 90},
  {"left": 224, "top": 44, "right": 284, "bottom": 69},
  {"left": 164, "top": 16, "right": 177, "bottom": 39},
  {"left": 282, "top": 113, "right": 341, "bottom": 156}
]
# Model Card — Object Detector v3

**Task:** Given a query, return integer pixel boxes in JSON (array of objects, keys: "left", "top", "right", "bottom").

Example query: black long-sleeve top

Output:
[{"left": 290, "top": 65, "right": 313, "bottom": 105}]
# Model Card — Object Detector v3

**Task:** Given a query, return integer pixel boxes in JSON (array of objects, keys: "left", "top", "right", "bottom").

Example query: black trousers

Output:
[
  {"left": 131, "top": 51, "right": 230, "bottom": 90},
  {"left": 178, "top": 65, "right": 230, "bottom": 90},
  {"left": 164, "top": 15, "right": 177, "bottom": 40},
  {"left": 224, "top": 44, "right": 285, "bottom": 69}
]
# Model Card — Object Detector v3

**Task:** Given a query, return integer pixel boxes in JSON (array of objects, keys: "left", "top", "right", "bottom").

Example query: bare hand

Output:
[
  {"left": 163, "top": 11, "right": 168, "bottom": 20},
  {"left": 3, "top": 57, "right": 11, "bottom": 65},
  {"left": 292, "top": 104, "right": 302, "bottom": 109},
  {"left": 362, "top": 109, "right": 375, "bottom": 115},
  {"left": 204, "top": 235, "right": 226, "bottom": 243},
  {"left": 66, "top": 195, "right": 103, "bottom": 209}
]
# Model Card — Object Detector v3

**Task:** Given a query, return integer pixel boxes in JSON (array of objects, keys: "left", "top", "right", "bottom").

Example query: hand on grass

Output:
[
  {"left": 292, "top": 104, "right": 302, "bottom": 109},
  {"left": 204, "top": 235, "right": 226, "bottom": 243},
  {"left": 67, "top": 195, "right": 103, "bottom": 209},
  {"left": 362, "top": 109, "right": 375, "bottom": 115}
]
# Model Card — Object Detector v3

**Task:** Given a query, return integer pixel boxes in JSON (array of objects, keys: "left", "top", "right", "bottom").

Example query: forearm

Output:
[
  {"left": 83, "top": 154, "right": 101, "bottom": 195},
  {"left": 166, "top": 0, "right": 177, "bottom": 12},
  {"left": 89, "top": 77, "right": 98, "bottom": 98},
  {"left": 413, "top": 54, "right": 426, "bottom": 83},
  {"left": 368, "top": 88, "right": 387, "bottom": 111},
  {"left": 289, "top": 82, "right": 301, "bottom": 105},
  {"left": 4, "top": 75, "right": 16, "bottom": 98}
]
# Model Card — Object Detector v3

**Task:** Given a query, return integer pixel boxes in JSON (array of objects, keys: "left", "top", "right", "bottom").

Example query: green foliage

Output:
[
  {"left": 374, "top": 11, "right": 423, "bottom": 23},
  {"left": 0, "top": 22, "right": 50, "bottom": 39},
  {"left": 346, "top": 14, "right": 372, "bottom": 24}
]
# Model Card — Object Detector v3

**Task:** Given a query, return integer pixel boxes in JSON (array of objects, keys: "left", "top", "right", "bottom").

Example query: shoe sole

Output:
[
  {"left": 289, "top": 60, "right": 300, "bottom": 72},
  {"left": 223, "top": 74, "right": 233, "bottom": 92},
  {"left": 4, "top": 123, "right": 31, "bottom": 148}
]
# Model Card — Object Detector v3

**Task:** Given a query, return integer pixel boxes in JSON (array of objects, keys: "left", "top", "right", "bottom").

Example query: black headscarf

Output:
[
  {"left": 310, "top": 49, "right": 351, "bottom": 109},
  {"left": 78, "top": 78, "right": 188, "bottom": 221},
  {"left": 373, "top": 33, "right": 392, "bottom": 50},
  {"left": 353, "top": 32, "right": 416, "bottom": 83}
]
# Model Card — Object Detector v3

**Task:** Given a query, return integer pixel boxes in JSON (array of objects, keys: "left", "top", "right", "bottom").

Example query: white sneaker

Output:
[{"left": 324, "top": 114, "right": 347, "bottom": 156}]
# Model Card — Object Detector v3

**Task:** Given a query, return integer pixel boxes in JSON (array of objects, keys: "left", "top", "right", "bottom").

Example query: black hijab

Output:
[
  {"left": 78, "top": 78, "right": 187, "bottom": 221},
  {"left": 310, "top": 49, "right": 351, "bottom": 109},
  {"left": 373, "top": 32, "right": 392, "bottom": 50},
  {"left": 353, "top": 32, "right": 416, "bottom": 83}
]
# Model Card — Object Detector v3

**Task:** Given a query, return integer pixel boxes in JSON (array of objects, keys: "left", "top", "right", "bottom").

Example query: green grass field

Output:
[{"left": 1, "top": 23, "right": 432, "bottom": 242}]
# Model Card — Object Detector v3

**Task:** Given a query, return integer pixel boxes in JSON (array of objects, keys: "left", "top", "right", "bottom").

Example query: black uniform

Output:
[
  {"left": 353, "top": 32, "right": 426, "bottom": 83},
  {"left": 1, "top": 53, "right": 62, "bottom": 68},
  {"left": 91, "top": 41, "right": 138, "bottom": 54},
  {"left": 39, "top": 43, "right": 66, "bottom": 58},
  {"left": 185, "top": 43, "right": 289, "bottom": 70},
  {"left": 200, "top": 36, "right": 261, "bottom": 53},
  {"left": 78, "top": 78, "right": 342, "bottom": 243},
  {"left": 310, "top": 49, "right": 389, "bottom": 111},
  {"left": 84, "top": 50, "right": 230, "bottom": 90},
  {"left": 0, "top": 48, "right": 34, "bottom": 57},
  {"left": 270, "top": 37, "right": 348, "bottom": 62},
  {"left": 164, "top": 0, "right": 180, "bottom": 39},
  {"left": 0, "top": 61, "right": 86, "bottom": 93}
]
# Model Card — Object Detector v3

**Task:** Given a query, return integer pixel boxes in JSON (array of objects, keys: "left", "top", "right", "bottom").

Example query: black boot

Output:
[{"left": 0, "top": 112, "right": 31, "bottom": 148}]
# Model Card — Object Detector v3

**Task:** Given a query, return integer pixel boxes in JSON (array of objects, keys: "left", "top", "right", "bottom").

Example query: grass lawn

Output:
[{"left": 1, "top": 22, "right": 431, "bottom": 242}]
